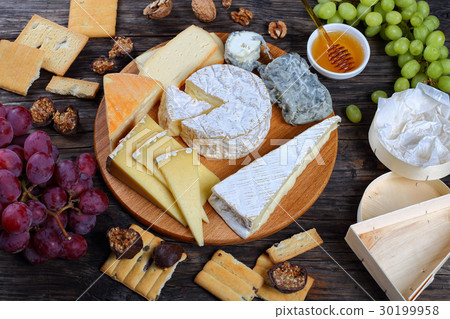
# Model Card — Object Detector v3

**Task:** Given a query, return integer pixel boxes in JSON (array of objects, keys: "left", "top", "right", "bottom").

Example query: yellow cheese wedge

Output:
[
  {"left": 104, "top": 73, "right": 163, "bottom": 149},
  {"left": 107, "top": 116, "right": 187, "bottom": 226},
  {"left": 156, "top": 149, "right": 205, "bottom": 246},
  {"left": 139, "top": 25, "right": 218, "bottom": 88}
]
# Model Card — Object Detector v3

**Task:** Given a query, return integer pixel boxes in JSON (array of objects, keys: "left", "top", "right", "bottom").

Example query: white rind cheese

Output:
[
  {"left": 209, "top": 116, "right": 341, "bottom": 239},
  {"left": 158, "top": 85, "right": 214, "bottom": 136},
  {"left": 181, "top": 64, "right": 272, "bottom": 159}
]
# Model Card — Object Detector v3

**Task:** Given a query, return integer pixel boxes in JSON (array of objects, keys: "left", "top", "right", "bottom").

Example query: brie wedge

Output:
[{"left": 209, "top": 116, "right": 341, "bottom": 239}]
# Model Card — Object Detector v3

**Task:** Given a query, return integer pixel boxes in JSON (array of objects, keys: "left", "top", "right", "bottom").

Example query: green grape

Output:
[
  {"left": 395, "top": 0, "right": 415, "bottom": 7},
  {"left": 411, "top": 72, "right": 429, "bottom": 88},
  {"left": 439, "top": 47, "right": 449, "bottom": 60},
  {"left": 401, "top": 9, "right": 414, "bottom": 21},
  {"left": 365, "top": 25, "right": 382, "bottom": 37},
  {"left": 338, "top": 3, "right": 357, "bottom": 20},
  {"left": 385, "top": 41, "right": 398, "bottom": 56},
  {"left": 410, "top": 13, "right": 423, "bottom": 27},
  {"left": 313, "top": 4, "right": 323, "bottom": 17},
  {"left": 426, "top": 31, "right": 445, "bottom": 48},
  {"left": 346, "top": 18, "right": 361, "bottom": 27},
  {"left": 398, "top": 52, "right": 414, "bottom": 68},
  {"left": 438, "top": 76, "right": 450, "bottom": 93},
  {"left": 413, "top": 25, "right": 430, "bottom": 43},
  {"left": 385, "top": 11, "right": 402, "bottom": 24},
  {"left": 439, "top": 59, "right": 450, "bottom": 74},
  {"left": 401, "top": 60, "right": 421, "bottom": 79},
  {"left": 371, "top": 90, "right": 388, "bottom": 103},
  {"left": 380, "top": 25, "right": 389, "bottom": 41},
  {"left": 318, "top": 0, "right": 331, "bottom": 3},
  {"left": 423, "top": 19, "right": 437, "bottom": 32},
  {"left": 357, "top": 3, "right": 371, "bottom": 20},
  {"left": 409, "top": 39, "right": 424, "bottom": 56},
  {"left": 424, "top": 45, "right": 441, "bottom": 62},
  {"left": 385, "top": 24, "right": 403, "bottom": 40},
  {"left": 427, "top": 61, "right": 443, "bottom": 79},
  {"left": 374, "top": 3, "right": 387, "bottom": 19},
  {"left": 365, "top": 12, "right": 383, "bottom": 26},
  {"left": 360, "top": 0, "right": 379, "bottom": 7},
  {"left": 394, "top": 37, "right": 410, "bottom": 55},
  {"left": 381, "top": 0, "right": 395, "bottom": 12},
  {"left": 345, "top": 105, "right": 362, "bottom": 123},
  {"left": 328, "top": 13, "right": 344, "bottom": 24},
  {"left": 394, "top": 77, "right": 410, "bottom": 92},
  {"left": 424, "top": 15, "right": 440, "bottom": 30},
  {"left": 417, "top": 1, "right": 430, "bottom": 18},
  {"left": 318, "top": 2, "right": 337, "bottom": 20},
  {"left": 419, "top": 60, "right": 428, "bottom": 72}
]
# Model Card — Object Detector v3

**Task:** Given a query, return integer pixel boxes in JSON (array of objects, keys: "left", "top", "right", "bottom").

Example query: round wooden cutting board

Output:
[{"left": 94, "top": 33, "right": 338, "bottom": 245}]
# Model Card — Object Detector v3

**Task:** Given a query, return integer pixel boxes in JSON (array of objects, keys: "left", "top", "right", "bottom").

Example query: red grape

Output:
[
  {"left": 26, "top": 200, "right": 47, "bottom": 226},
  {"left": 68, "top": 210, "right": 96, "bottom": 235},
  {"left": 79, "top": 189, "right": 109, "bottom": 215},
  {"left": 0, "top": 117, "right": 14, "bottom": 148},
  {"left": 51, "top": 144, "right": 59, "bottom": 162},
  {"left": 1, "top": 202, "right": 32, "bottom": 234},
  {"left": 6, "top": 106, "right": 32, "bottom": 136},
  {"left": 33, "top": 227, "right": 63, "bottom": 259},
  {"left": 24, "top": 131, "right": 52, "bottom": 161},
  {"left": 26, "top": 152, "right": 55, "bottom": 185},
  {"left": 6, "top": 144, "right": 25, "bottom": 166},
  {"left": 0, "top": 106, "right": 8, "bottom": 118},
  {"left": 0, "top": 148, "right": 23, "bottom": 176},
  {"left": 59, "top": 232, "right": 87, "bottom": 260},
  {"left": 42, "top": 186, "right": 67, "bottom": 211},
  {"left": 0, "top": 231, "right": 30, "bottom": 254},
  {"left": 72, "top": 173, "right": 94, "bottom": 198},
  {"left": 54, "top": 160, "right": 81, "bottom": 190},
  {"left": 0, "top": 169, "right": 21, "bottom": 203},
  {"left": 43, "top": 211, "right": 68, "bottom": 231},
  {"left": 11, "top": 134, "right": 28, "bottom": 147},
  {"left": 76, "top": 153, "right": 97, "bottom": 178},
  {"left": 23, "top": 240, "right": 47, "bottom": 265}
]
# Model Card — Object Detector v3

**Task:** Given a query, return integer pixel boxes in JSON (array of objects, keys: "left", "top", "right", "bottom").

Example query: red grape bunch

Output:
[{"left": 0, "top": 103, "right": 109, "bottom": 264}]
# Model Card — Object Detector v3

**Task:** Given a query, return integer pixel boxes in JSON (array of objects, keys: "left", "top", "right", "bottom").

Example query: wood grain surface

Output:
[{"left": 0, "top": 0, "right": 448, "bottom": 301}]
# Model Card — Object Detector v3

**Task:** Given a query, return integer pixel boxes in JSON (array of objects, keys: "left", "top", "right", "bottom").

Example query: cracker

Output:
[
  {"left": 194, "top": 250, "right": 263, "bottom": 301},
  {"left": 15, "top": 15, "right": 88, "bottom": 76},
  {"left": 0, "top": 40, "right": 44, "bottom": 96},
  {"left": 267, "top": 228, "right": 323, "bottom": 264},
  {"left": 46, "top": 76, "right": 100, "bottom": 99},
  {"left": 253, "top": 254, "right": 314, "bottom": 301},
  {"left": 68, "top": 0, "right": 118, "bottom": 38},
  {"left": 101, "top": 225, "right": 186, "bottom": 301}
]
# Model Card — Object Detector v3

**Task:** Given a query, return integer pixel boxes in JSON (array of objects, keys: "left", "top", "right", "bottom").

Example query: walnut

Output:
[
  {"left": 268, "top": 21, "right": 287, "bottom": 39},
  {"left": 53, "top": 105, "right": 79, "bottom": 136},
  {"left": 192, "top": 0, "right": 216, "bottom": 23},
  {"left": 30, "top": 96, "right": 56, "bottom": 127},
  {"left": 222, "top": 0, "right": 232, "bottom": 9},
  {"left": 109, "top": 36, "right": 134, "bottom": 59},
  {"left": 143, "top": 0, "right": 173, "bottom": 19},
  {"left": 91, "top": 56, "right": 114, "bottom": 75},
  {"left": 231, "top": 8, "right": 253, "bottom": 26}
]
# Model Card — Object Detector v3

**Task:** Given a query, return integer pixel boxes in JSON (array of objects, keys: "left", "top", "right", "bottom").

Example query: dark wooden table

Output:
[{"left": 0, "top": 0, "right": 448, "bottom": 301}]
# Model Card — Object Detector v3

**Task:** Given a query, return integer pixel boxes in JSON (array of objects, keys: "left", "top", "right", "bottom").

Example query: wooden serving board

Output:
[{"left": 94, "top": 33, "right": 338, "bottom": 245}]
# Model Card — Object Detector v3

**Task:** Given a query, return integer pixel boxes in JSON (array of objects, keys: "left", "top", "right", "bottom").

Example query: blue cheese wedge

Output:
[
  {"left": 258, "top": 53, "right": 333, "bottom": 125},
  {"left": 209, "top": 116, "right": 341, "bottom": 239},
  {"left": 224, "top": 31, "right": 270, "bottom": 71}
]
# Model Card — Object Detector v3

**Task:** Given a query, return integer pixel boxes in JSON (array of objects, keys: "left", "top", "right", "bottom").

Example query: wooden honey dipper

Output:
[{"left": 300, "top": 0, "right": 355, "bottom": 72}]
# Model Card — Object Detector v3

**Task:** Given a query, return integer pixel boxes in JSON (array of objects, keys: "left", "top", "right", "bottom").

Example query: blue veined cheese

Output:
[
  {"left": 258, "top": 53, "right": 333, "bottom": 125},
  {"left": 208, "top": 116, "right": 341, "bottom": 239},
  {"left": 224, "top": 31, "right": 271, "bottom": 71}
]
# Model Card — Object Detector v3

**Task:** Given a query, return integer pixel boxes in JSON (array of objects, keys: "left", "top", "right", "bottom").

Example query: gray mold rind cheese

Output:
[{"left": 258, "top": 53, "right": 333, "bottom": 125}]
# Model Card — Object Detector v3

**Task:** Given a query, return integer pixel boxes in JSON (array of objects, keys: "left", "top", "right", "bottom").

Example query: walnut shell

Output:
[
  {"left": 192, "top": 0, "right": 216, "bottom": 23},
  {"left": 143, "top": 0, "right": 173, "bottom": 19}
]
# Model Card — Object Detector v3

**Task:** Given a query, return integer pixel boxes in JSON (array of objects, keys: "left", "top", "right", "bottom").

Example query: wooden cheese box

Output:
[{"left": 345, "top": 194, "right": 450, "bottom": 301}]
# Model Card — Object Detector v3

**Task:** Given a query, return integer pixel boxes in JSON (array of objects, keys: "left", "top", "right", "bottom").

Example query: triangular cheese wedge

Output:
[
  {"left": 156, "top": 149, "right": 206, "bottom": 246},
  {"left": 209, "top": 116, "right": 341, "bottom": 239},
  {"left": 104, "top": 73, "right": 163, "bottom": 149}
]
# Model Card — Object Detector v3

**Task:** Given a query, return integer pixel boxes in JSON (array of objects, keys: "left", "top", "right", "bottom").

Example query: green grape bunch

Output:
[{"left": 313, "top": 0, "right": 450, "bottom": 93}]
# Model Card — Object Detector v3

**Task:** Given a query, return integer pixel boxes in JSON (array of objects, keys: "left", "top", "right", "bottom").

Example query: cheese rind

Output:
[{"left": 209, "top": 116, "right": 341, "bottom": 238}]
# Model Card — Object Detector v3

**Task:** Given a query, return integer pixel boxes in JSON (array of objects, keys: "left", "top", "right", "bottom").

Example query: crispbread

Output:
[
  {"left": 68, "top": 0, "right": 118, "bottom": 38},
  {"left": 101, "top": 225, "right": 186, "bottom": 301},
  {"left": 0, "top": 40, "right": 44, "bottom": 96},
  {"left": 267, "top": 228, "right": 324, "bottom": 264},
  {"left": 15, "top": 15, "right": 88, "bottom": 76},
  {"left": 194, "top": 250, "right": 263, "bottom": 301},
  {"left": 253, "top": 254, "right": 314, "bottom": 301},
  {"left": 46, "top": 76, "right": 100, "bottom": 99}
]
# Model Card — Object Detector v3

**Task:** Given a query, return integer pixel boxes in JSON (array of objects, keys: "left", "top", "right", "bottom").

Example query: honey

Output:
[{"left": 311, "top": 31, "right": 364, "bottom": 73}]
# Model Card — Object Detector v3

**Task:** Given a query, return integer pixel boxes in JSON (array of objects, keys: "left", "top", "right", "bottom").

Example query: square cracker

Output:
[
  {"left": 0, "top": 40, "right": 44, "bottom": 96},
  {"left": 15, "top": 15, "right": 88, "bottom": 76},
  {"left": 267, "top": 228, "right": 323, "bottom": 264},
  {"left": 253, "top": 254, "right": 314, "bottom": 301},
  {"left": 68, "top": 0, "right": 118, "bottom": 38},
  {"left": 46, "top": 76, "right": 100, "bottom": 99}
]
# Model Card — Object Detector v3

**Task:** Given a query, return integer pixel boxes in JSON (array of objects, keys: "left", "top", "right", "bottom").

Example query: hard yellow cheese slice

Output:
[{"left": 156, "top": 149, "right": 206, "bottom": 246}]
